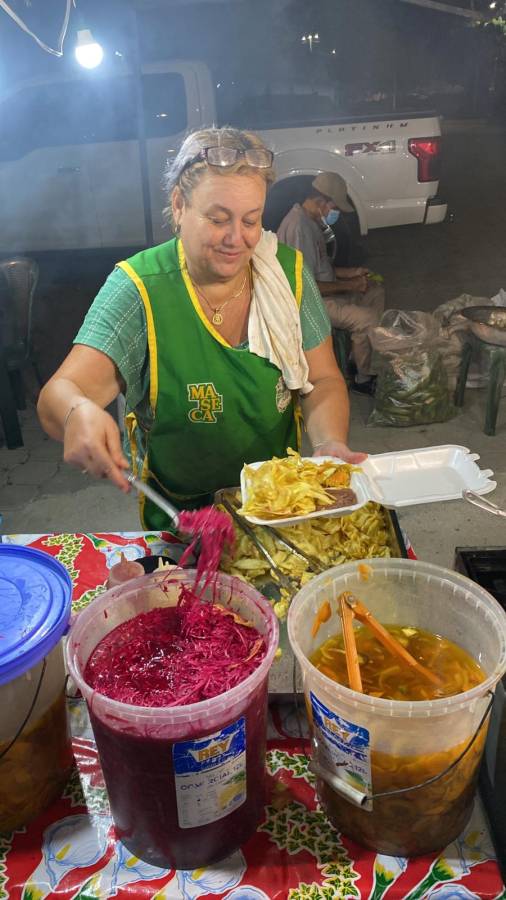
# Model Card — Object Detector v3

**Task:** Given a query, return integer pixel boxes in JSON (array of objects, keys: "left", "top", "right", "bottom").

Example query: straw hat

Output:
[{"left": 312, "top": 172, "right": 354, "bottom": 213}]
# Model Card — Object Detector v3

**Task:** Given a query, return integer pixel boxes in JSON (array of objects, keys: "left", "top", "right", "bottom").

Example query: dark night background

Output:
[{"left": 0, "top": 0, "right": 505, "bottom": 119}]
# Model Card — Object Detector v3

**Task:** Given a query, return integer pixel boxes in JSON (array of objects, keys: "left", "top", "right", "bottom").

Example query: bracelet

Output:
[
  {"left": 312, "top": 440, "right": 346, "bottom": 451},
  {"left": 63, "top": 398, "right": 93, "bottom": 431}
]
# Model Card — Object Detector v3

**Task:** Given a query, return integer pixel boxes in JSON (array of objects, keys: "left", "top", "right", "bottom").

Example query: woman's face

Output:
[{"left": 173, "top": 171, "right": 266, "bottom": 281}]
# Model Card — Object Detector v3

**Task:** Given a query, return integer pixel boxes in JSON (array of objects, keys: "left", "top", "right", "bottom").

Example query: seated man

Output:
[{"left": 277, "top": 172, "right": 384, "bottom": 395}]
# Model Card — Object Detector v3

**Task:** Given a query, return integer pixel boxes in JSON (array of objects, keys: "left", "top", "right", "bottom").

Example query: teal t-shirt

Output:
[{"left": 74, "top": 258, "right": 331, "bottom": 449}]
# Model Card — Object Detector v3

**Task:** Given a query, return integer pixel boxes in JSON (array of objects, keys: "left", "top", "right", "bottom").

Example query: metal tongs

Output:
[
  {"left": 219, "top": 490, "right": 325, "bottom": 573},
  {"left": 126, "top": 471, "right": 181, "bottom": 530},
  {"left": 217, "top": 489, "right": 326, "bottom": 586},
  {"left": 218, "top": 493, "right": 299, "bottom": 594},
  {"left": 463, "top": 489, "right": 506, "bottom": 519},
  {"left": 259, "top": 521, "right": 327, "bottom": 575}
]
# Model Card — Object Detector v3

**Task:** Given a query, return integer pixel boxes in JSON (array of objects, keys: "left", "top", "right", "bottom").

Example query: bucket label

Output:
[
  {"left": 310, "top": 692, "right": 372, "bottom": 801},
  {"left": 172, "top": 717, "right": 246, "bottom": 829}
]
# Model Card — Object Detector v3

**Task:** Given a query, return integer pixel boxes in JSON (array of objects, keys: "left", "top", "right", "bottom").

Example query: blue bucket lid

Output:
[{"left": 0, "top": 544, "right": 73, "bottom": 685}]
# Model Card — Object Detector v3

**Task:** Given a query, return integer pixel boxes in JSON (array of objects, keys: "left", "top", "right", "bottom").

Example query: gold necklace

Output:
[{"left": 195, "top": 270, "right": 249, "bottom": 326}]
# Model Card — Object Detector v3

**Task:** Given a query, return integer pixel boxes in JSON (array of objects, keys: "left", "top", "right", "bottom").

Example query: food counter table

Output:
[{"left": 1, "top": 530, "right": 504, "bottom": 900}]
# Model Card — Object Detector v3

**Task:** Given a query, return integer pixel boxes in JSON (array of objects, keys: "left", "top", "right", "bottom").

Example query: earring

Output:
[{"left": 174, "top": 222, "right": 181, "bottom": 235}]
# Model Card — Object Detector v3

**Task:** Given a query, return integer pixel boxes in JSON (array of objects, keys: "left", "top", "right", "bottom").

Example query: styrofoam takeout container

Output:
[{"left": 240, "top": 445, "right": 496, "bottom": 526}]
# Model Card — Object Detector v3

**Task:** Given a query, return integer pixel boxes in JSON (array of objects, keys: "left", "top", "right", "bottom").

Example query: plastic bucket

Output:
[
  {"left": 0, "top": 545, "right": 73, "bottom": 831},
  {"left": 67, "top": 569, "right": 278, "bottom": 869},
  {"left": 287, "top": 557, "right": 506, "bottom": 856}
]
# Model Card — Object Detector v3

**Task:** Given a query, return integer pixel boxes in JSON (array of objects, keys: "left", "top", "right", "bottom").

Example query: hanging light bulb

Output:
[{"left": 75, "top": 29, "right": 104, "bottom": 68}]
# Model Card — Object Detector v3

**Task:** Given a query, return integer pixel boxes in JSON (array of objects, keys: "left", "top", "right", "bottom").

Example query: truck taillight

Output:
[{"left": 408, "top": 137, "right": 441, "bottom": 183}]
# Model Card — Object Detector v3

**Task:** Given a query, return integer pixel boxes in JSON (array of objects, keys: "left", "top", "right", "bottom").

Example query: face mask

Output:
[{"left": 324, "top": 209, "right": 340, "bottom": 226}]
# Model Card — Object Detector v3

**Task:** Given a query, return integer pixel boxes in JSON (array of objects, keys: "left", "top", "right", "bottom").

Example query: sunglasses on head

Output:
[{"left": 187, "top": 145, "right": 274, "bottom": 170}]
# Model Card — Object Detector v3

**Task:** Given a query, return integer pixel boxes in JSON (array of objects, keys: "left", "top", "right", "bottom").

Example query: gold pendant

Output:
[{"left": 212, "top": 312, "right": 224, "bottom": 325}]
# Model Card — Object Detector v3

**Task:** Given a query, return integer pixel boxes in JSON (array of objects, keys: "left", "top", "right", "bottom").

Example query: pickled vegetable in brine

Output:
[
  {"left": 82, "top": 581, "right": 268, "bottom": 868},
  {"left": 0, "top": 690, "right": 73, "bottom": 832},
  {"left": 317, "top": 715, "right": 488, "bottom": 857},
  {"left": 311, "top": 624, "right": 485, "bottom": 700},
  {"left": 310, "top": 624, "right": 488, "bottom": 856}
]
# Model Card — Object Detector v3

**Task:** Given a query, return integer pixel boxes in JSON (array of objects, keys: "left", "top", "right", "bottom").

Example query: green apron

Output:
[{"left": 118, "top": 238, "right": 303, "bottom": 529}]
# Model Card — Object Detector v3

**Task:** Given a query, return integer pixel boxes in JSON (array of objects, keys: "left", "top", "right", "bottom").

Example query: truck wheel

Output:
[{"left": 263, "top": 175, "right": 315, "bottom": 232}]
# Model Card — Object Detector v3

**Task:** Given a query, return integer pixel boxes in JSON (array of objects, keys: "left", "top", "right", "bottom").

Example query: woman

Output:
[{"left": 37, "top": 127, "right": 366, "bottom": 528}]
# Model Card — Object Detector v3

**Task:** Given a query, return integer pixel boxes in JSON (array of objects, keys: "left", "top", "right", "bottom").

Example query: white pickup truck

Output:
[{"left": 0, "top": 59, "right": 447, "bottom": 254}]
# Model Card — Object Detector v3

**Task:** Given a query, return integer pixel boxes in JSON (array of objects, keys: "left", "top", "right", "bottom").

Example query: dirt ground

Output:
[{"left": 30, "top": 119, "right": 506, "bottom": 384}]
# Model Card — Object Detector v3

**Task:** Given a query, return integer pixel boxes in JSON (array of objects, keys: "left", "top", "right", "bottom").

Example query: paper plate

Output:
[{"left": 240, "top": 446, "right": 496, "bottom": 526}]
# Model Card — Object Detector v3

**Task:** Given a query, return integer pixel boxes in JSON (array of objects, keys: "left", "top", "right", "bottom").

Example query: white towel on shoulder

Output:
[{"left": 248, "top": 230, "right": 313, "bottom": 395}]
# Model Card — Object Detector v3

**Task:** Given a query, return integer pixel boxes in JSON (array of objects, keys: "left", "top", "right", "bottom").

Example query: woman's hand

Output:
[
  {"left": 63, "top": 401, "right": 130, "bottom": 492},
  {"left": 312, "top": 439, "right": 367, "bottom": 464},
  {"left": 37, "top": 346, "right": 130, "bottom": 491}
]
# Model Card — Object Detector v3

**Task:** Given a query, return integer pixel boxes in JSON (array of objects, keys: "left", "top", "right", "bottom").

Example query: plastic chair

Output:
[
  {"left": 454, "top": 333, "right": 506, "bottom": 436},
  {"left": 0, "top": 257, "right": 40, "bottom": 448},
  {"left": 331, "top": 327, "right": 353, "bottom": 384},
  {"left": 0, "top": 352, "right": 23, "bottom": 448},
  {"left": 0, "top": 257, "right": 41, "bottom": 406}
]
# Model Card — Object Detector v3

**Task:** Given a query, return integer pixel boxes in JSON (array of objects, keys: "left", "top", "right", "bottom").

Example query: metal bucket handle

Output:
[
  {"left": 0, "top": 658, "right": 47, "bottom": 760},
  {"left": 310, "top": 690, "right": 495, "bottom": 809}
]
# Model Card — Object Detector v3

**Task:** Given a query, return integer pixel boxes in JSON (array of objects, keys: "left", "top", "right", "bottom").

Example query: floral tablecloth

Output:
[{"left": 1, "top": 531, "right": 505, "bottom": 900}]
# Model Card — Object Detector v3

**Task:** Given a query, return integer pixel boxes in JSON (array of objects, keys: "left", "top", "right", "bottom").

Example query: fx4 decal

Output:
[{"left": 345, "top": 140, "right": 396, "bottom": 156}]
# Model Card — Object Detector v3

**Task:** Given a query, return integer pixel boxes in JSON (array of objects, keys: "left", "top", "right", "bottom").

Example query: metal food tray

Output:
[
  {"left": 461, "top": 305, "right": 506, "bottom": 347},
  {"left": 268, "top": 506, "right": 408, "bottom": 698}
]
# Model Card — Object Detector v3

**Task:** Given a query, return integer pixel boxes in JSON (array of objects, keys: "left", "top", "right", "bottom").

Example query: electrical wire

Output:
[
  {"left": 0, "top": 0, "right": 75, "bottom": 57},
  {"left": 0, "top": 658, "right": 47, "bottom": 760}
]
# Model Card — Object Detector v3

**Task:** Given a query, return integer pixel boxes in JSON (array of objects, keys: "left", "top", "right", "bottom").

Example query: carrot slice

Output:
[{"left": 311, "top": 600, "right": 332, "bottom": 638}]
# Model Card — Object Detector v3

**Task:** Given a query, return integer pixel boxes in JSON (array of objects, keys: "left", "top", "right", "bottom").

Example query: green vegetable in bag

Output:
[
  {"left": 367, "top": 272, "right": 384, "bottom": 285},
  {"left": 368, "top": 311, "right": 457, "bottom": 428}
]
